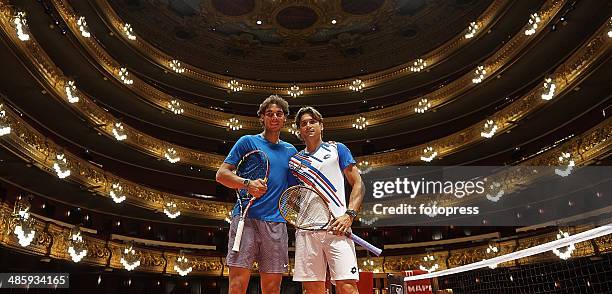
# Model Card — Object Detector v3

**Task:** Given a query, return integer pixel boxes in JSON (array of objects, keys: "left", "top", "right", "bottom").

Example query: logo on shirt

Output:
[
  {"left": 323, "top": 154, "right": 331, "bottom": 159},
  {"left": 350, "top": 267, "right": 357, "bottom": 274}
]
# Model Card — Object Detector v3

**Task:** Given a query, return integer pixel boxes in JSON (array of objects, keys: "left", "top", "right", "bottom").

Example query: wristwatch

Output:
[
  {"left": 243, "top": 179, "right": 250, "bottom": 188},
  {"left": 345, "top": 209, "right": 358, "bottom": 219}
]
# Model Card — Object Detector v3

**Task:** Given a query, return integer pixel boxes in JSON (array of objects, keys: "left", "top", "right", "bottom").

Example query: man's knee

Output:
[{"left": 336, "top": 280, "right": 358, "bottom": 294}]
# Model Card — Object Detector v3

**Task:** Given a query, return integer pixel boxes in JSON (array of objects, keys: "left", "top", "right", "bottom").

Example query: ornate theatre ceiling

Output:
[{"left": 109, "top": 0, "right": 493, "bottom": 81}]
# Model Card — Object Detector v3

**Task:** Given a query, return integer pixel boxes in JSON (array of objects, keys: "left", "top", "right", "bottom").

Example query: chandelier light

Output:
[
  {"left": 168, "top": 99, "right": 184, "bottom": 115},
  {"left": 288, "top": 84, "right": 303, "bottom": 98},
  {"left": 123, "top": 23, "right": 136, "bottom": 40},
  {"left": 485, "top": 180, "right": 504, "bottom": 202},
  {"left": 485, "top": 243, "right": 500, "bottom": 268},
  {"left": 551, "top": 230, "right": 575, "bottom": 260},
  {"left": 464, "top": 21, "right": 479, "bottom": 39},
  {"left": 525, "top": 13, "right": 541, "bottom": 36},
  {"left": 357, "top": 161, "right": 371, "bottom": 174},
  {"left": 112, "top": 122, "right": 127, "bottom": 141},
  {"left": 541, "top": 77, "right": 556, "bottom": 100},
  {"left": 13, "top": 197, "right": 35, "bottom": 247},
  {"left": 118, "top": 67, "right": 133, "bottom": 85},
  {"left": 480, "top": 119, "right": 498, "bottom": 138},
  {"left": 287, "top": 123, "right": 299, "bottom": 136},
  {"left": 174, "top": 253, "right": 193, "bottom": 276},
  {"left": 0, "top": 105, "right": 11, "bottom": 136},
  {"left": 169, "top": 59, "right": 185, "bottom": 73},
  {"left": 414, "top": 98, "right": 431, "bottom": 113},
  {"left": 349, "top": 79, "right": 364, "bottom": 92},
  {"left": 472, "top": 65, "right": 486, "bottom": 84},
  {"left": 420, "top": 146, "right": 438, "bottom": 162},
  {"left": 64, "top": 80, "right": 79, "bottom": 103},
  {"left": 554, "top": 152, "right": 575, "bottom": 177},
  {"left": 12, "top": 11, "right": 30, "bottom": 41},
  {"left": 68, "top": 226, "right": 88, "bottom": 263},
  {"left": 164, "top": 148, "right": 180, "bottom": 163},
  {"left": 120, "top": 242, "right": 141, "bottom": 271},
  {"left": 410, "top": 58, "right": 427, "bottom": 72},
  {"left": 110, "top": 182, "right": 126, "bottom": 203},
  {"left": 226, "top": 117, "right": 242, "bottom": 131},
  {"left": 164, "top": 201, "right": 181, "bottom": 218},
  {"left": 352, "top": 116, "right": 368, "bottom": 130},
  {"left": 77, "top": 16, "right": 91, "bottom": 38},
  {"left": 608, "top": 17, "right": 612, "bottom": 38},
  {"left": 53, "top": 153, "right": 71, "bottom": 178},
  {"left": 419, "top": 254, "right": 440, "bottom": 273},
  {"left": 228, "top": 79, "right": 243, "bottom": 92}
]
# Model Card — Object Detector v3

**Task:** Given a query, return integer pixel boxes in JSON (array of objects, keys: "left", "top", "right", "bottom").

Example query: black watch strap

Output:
[{"left": 345, "top": 209, "right": 358, "bottom": 219}]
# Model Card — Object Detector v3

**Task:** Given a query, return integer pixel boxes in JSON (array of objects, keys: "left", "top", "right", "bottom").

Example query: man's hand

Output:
[
  {"left": 329, "top": 214, "right": 353, "bottom": 236},
  {"left": 247, "top": 179, "right": 267, "bottom": 198}
]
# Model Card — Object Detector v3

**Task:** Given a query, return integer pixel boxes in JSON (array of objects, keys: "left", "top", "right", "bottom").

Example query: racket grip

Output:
[
  {"left": 349, "top": 233, "right": 383, "bottom": 256},
  {"left": 232, "top": 219, "right": 245, "bottom": 252}
]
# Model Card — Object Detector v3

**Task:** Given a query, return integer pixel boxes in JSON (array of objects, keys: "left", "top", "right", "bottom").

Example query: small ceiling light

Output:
[
  {"left": 480, "top": 119, "right": 498, "bottom": 138},
  {"left": 112, "top": 122, "right": 127, "bottom": 141},
  {"left": 53, "top": 153, "right": 71, "bottom": 178},
  {"left": 68, "top": 226, "right": 88, "bottom": 263},
  {"left": 465, "top": 21, "right": 479, "bottom": 39},
  {"left": 419, "top": 254, "right": 439, "bottom": 273},
  {"left": 525, "top": 13, "right": 541, "bottom": 36},
  {"left": 349, "top": 79, "right": 364, "bottom": 92},
  {"left": 352, "top": 116, "right": 368, "bottom": 130},
  {"left": 288, "top": 84, "right": 303, "bottom": 98},
  {"left": 168, "top": 99, "right": 184, "bottom": 115},
  {"left": 414, "top": 98, "right": 431, "bottom": 113},
  {"left": 0, "top": 105, "right": 11, "bottom": 136},
  {"left": 65, "top": 80, "right": 79, "bottom": 103},
  {"left": 256, "top": 20, "right": 262, "bottom": 25},
  {"left": 123, "top": 23, "right": 136, "bottom": 40},
  {"left": 554, "top": 152, "right": 575, "bottom": 177},
  {"left": 541, "top": 77, "right": 556, "bottom": 100},
  {"left": 331, "top": 19, "right": 337, "bottom": 25},
  {"left": 169, "top": 60, "right": 185, "bottom": 73},
  {"left": 164, "top": 200, "right": 181, "bottom": 218},
  {"left": 12, "top": 11, "right": 31, "bottom": 41},
  {"left": 226, "top": 117, "right": 243, "bottom": 131},
  {"left": 118, "top": 67, "right": 133, "bottom": 85},
  {"left": 228, "top": 79, "right": 243, "bottom": 92},
  {"left": 77, "top": 16, "right": 91, "bottom": 38},
  {"left": 110, "top": 182, "right": 126, "bottom": 203},
  {"left": 174, "top": 252, "right": 193, "bottom": 276},
  {"left": 552, "top": 230, "right": 575, "bottom": 260},
  {"left": 472, "top": 65, "right": 486, "bottom": 84},
  {"left": 420, "top": 146, "right": 438, "bottom": 162},
  {"left": 120, "top": 242, "right": 140, "bottom": 271},
  {"left": 165, "top": 148, "right": 180, "bottom": 163},
  {"left": 410, "top": 58, "right": 427, "bottom": 72}
]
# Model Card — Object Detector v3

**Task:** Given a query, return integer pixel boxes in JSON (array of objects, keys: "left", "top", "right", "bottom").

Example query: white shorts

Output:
[{"left": 293, "top": 230, "right": 359, "bottom": 282}]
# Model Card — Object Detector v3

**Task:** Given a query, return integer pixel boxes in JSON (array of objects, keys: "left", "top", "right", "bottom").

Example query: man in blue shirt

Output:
[{"left": 216, "top": 95, "right": 297, "bottom": 294}]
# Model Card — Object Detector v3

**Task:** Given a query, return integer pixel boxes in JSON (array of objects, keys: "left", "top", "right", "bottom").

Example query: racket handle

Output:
[
  {"left": 348, "top": 232, "right": 383, "bottom": 256},
  {"left": 232, "top": 219, "right": 245, "bottom": 252}
]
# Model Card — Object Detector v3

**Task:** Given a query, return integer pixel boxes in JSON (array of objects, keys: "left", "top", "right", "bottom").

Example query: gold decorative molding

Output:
[
  {"left": 49, "top": 0, "right": 561, "bottom": 130},
  {"left": 93, "top": 0, "right": 508, "bottom": 95},
  {"left": 0, "top": 105, "right": 233, "bottom": 220},
  {"left": 0, "top": 15, "right": 608, "bottom": 176},
  {"left": 0, "top": 204, "right": 610, "bottom": 276}
]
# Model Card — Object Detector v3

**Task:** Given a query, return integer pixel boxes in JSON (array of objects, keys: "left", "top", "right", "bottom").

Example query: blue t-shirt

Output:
[{"left": 224, "top": 134, "right": 297, "bottom": 222}]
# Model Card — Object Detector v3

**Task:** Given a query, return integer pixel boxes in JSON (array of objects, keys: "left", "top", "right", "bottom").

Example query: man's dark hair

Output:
[
  {"left": 257, "top": 95, "right": 289, "bottom": 117},
  {"left": 294, "top": 106, "right": 323, "bottom": 128}
]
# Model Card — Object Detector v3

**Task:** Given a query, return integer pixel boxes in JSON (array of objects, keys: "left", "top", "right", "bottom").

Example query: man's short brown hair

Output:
[
  {"left": 257, "top": 95, "right": 289, "bottom": 117},
  {"left": 294, "top": 106, "right": 323, "bottom": 127}
]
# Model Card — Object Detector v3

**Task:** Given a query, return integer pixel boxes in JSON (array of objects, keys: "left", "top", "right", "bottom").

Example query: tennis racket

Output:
[
  {"left": 279, "top": 185, "right": 383, "bottom": 256},
  {"left": 232, "top": 149, "right": 270, "bottom": 252}
]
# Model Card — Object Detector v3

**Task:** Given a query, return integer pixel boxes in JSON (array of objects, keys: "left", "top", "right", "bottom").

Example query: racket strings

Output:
[{"left": 280, "top": 187, "right": 331, "bottom": 230}]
